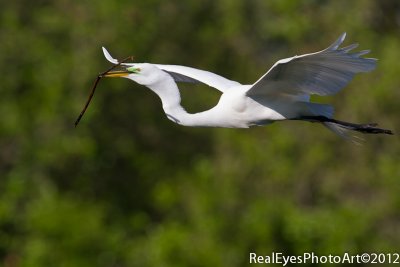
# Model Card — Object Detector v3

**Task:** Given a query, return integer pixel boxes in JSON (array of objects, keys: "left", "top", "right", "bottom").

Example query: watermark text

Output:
[{"left": 250, "top": 252, "right": 400, "bottom": 265}]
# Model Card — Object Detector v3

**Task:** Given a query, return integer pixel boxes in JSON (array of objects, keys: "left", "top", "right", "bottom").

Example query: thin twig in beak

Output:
[{"left": 74, "top": 56, "right": 134, "bottom": 127}]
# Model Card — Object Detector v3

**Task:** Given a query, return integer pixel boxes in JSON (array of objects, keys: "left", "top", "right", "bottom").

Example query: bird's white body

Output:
[
  {"left": 100, "top": 33, "right": 392, "bottom": 137},
  {"left": 166, "top": 86, "right": 297, "bottom": 128},
  {"left": 127, "top": 69, "right": 301, "bottom": 128}
]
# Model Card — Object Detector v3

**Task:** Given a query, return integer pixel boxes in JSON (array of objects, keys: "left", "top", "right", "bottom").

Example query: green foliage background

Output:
[{"left": 1, "top": 1, "right": 399, "bottom": 266}]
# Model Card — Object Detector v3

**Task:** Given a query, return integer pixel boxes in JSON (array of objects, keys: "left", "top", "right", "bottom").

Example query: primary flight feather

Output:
[{"left": 89, "top": 33, "right": 393, "bottom": 138}]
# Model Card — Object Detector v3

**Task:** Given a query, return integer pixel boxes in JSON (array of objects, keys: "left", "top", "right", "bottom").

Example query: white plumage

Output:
[{"left": 101, "top": 33, "right": 392, "bottom": 137}]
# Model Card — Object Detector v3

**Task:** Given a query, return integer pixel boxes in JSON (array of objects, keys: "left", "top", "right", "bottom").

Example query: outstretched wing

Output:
[
  {"left": 158, "top": 70, "right": 200, "bottom": 84},
  {"left": 155, "top": 64, "right": 241, "bottom": 93},
  {"left": 246, "top": 33, "right": 377, "bottom": 97},
  {"left": 101, "top": 47, "right": 241, "bottom": 93}
]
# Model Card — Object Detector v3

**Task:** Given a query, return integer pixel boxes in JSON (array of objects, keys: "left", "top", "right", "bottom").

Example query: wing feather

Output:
[
  {"left": 246, "top": 33, "right": 377, "bottom": 97},
  {"left": 155, "top": 64, "right": 241, "bottom": 92},
  {"left": 161, "top": 70, "right": 201, "bottom": 84}
]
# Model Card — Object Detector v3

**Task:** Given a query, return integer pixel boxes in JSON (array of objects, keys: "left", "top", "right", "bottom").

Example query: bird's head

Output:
[{"left": 104, "top": 63, "right": 163, "bottom": 86}]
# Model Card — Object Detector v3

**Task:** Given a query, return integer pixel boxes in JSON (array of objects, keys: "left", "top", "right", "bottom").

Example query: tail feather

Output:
[{"left": 323, "top": 122, "right": 364, "bottom": 144}]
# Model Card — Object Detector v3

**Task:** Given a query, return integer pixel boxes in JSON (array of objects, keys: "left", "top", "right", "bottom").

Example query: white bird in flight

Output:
[{"left": 89, "top": 33, "right": 393, "bottom": 138}]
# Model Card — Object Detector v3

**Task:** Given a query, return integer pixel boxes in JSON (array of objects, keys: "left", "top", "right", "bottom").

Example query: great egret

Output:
[{"left": 78, "top": 33, "right": 393, "bottom": 138}]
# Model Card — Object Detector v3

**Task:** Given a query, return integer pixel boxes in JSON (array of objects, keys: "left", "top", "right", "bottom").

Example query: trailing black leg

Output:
[{"left": 293, "top": 116, "right": 393, "bottom": 135}]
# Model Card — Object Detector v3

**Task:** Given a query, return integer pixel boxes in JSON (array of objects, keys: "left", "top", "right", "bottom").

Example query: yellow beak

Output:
[{"left": 103, "top": 70, "right": 130, "bottom": 77}]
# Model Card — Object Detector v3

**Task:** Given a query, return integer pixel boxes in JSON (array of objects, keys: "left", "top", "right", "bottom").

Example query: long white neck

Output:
[{"left": 146, "top": 75, "right": 219, "bottom": 127}]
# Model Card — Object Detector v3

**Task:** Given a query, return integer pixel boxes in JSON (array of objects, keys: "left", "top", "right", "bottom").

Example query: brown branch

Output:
[{"left": 74, "top": 56, "right": 134, "bottom": 127}]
